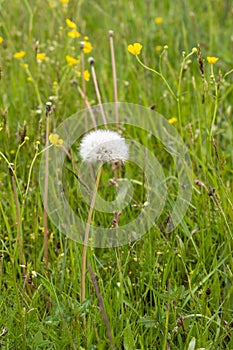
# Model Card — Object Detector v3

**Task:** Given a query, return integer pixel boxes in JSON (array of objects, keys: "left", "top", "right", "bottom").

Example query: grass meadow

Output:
[{"left": 0, "top": 0, "right": 233, "bottom": 349}]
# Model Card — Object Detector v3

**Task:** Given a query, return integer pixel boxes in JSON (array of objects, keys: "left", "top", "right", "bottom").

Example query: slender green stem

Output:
[
  {"left": 136, "top": 55, "right": 177, "bottom": 101},
  {"left": 81, "top": 164, "right": 103, "bottom": 331}
]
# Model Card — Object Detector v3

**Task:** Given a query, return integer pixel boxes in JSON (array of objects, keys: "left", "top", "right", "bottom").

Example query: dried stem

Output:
[
  {"left": 80, "top": 43, "right": 88, "bottom": 132},
  {"left": 43, "top": 102, "right": 52, "bottom": 267},
  {"left": 109, "top": 30, "right": 119, "bottom": 131},
  {"left": 89, "top": 57, "right": 108, "bottom": 128},
  {"left": 88, "top": 264, "right": 115, "bottom": 350},
  {"left": 77, "top": 86, "right": 98, "bottom": 130},
  {"left": 8, "top": 163, "right": 26, "bottom": 275}
]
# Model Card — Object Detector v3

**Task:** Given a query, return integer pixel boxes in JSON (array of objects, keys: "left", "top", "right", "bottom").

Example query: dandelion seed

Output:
[
  {"left": 82, "top": 41, "right": 93, "bottom": 54},
  {"left": 49, "top": 133, "right": 64, "bottom": 147},
  {"left": 66, "top": 55, "right": 78, "bottom": 65},
  {"left": 36, "top": 53, "right": 46, "bottom": 61},
  {"left": 83, "top": 69, "right": 90, "bottom": 81},
  {"left": 67, "top": 29, "right": 81, "bottom": 38},
  {"left": 207, "top": 56, "right": 219, "bottom": 65},
  {"left": 14, "top": 51, "right": 26, "bottom": 59},
  {"left": 154, "top": 17, "right": 163, "bottom": 24},
  {"left": 66, "top": 18, "right": 76, "bottom": 28},
  {"left": 80, "top": 130, "right": 129, "bottom": 163},
  {"left": 127, "top": 43, "right": 142, "bottom": 56}
]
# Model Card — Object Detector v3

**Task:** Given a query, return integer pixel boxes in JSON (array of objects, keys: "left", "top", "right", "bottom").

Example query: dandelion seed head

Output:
[{"left": 80, "top": 130, "right": 129, "bottom": 163}]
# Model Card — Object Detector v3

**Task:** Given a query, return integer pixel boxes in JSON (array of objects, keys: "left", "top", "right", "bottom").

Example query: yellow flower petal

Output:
[
  {"left": 154, "top": 17, "right": 163, "bottom": 24},
  {"left": 0, "top": 36, "right": 4, "bottom": 44},
  {"left": 155, "top": 45, "right": 162, "bottom": 52},
  {"left": 168, "top": 117, "right": 177, "bottom": 124},
  {"left": 82, "top": 41, "right": 93, "bottom": 54},
  {"left": 61, "top": 0, "right": 69, "bottom": 3},
  {"left": 14, "top": 51, "right": 26, "bottom": 59},
  {"left": 36, "top": 53, "right": 46, "bottom": 61},
  {"left": 49, "top": 133, "right": 64, "bottom": 147},
  {"left": 84, "top": 69, "right": 90, "bottom": 81},
  {"left": 66, "top": 18, "right": 76, "bottom": 29},
  {"left": 127, "top": 43, "right": 142, "bottom": 56},
  {"left": 207, "top": 56, "right": 219, "bottom": 65},
  {"left": 66, "top": 55, "right": 78, "bottom": 65},
  {"left": 67, "top": 29, "right": 81, "bottom": 38}
]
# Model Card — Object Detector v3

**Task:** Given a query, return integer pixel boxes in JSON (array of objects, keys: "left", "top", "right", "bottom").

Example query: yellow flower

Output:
[
  {"left": 0, "top": 36, "right": 3, "bottom": 44},
  {"left": 154, "top": 17, "right": 163, "bottom": 24},
  {"left": 207, "top": 56, "right": 219, "bottom": 65},
  {"left": 61, "top": 0, "right": 69, "bottom": 2},
  {"left": 49, "top": 133, "right": 64, "bottom": 147},
  {"left": 155, "top": 45, "right": 162, "bottom": 52},
  {"left": 66, "top": 18, "right": 76, "bottom": 29},
  {"left": 67, "top": 29, "right": 81, "bottom": 38},
  {"left": 127, "top": 43, "right": 142, "bottom": 56},
  {"left": 84, "top": 69, "right": 90, "bottom": 81},
  {"left": 168, "top": 117, "right": 177, "bottom": 124},
  {"left": 82, "top": 41, "right": 93, "bottom": 54},
  {"left": 84, "top": 36, "right": 89, "bottom": 41},
  {"left": 66, "top": 55, "right": 78, "bottom": 65},
  {"left": 14, "top": 51, "right": 26, "bottom": 59},
  {"left": 36, "top": 53, "right": 46, "bottom": 61}
]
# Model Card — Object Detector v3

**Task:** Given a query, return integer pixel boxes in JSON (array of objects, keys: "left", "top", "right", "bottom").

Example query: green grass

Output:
[{"left": 0, "top": 0, "right": 233, "bottom": 349}]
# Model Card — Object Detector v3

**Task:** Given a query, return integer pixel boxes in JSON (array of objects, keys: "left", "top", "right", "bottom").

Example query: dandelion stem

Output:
[
  {"left": 80, "top": 47, "right": 88, "bottom": 132},
  {"left": 109, "top": 30, "right": 119, "bottom": 131},
  {"left": 89, "top": 58, "right": 108, "bottom": 128},
  {"left": 77, "top": 86, "right": 98, "bottom": 130},
  {"left": 81, "top": 165, "right": 103, "bottom": 331}
]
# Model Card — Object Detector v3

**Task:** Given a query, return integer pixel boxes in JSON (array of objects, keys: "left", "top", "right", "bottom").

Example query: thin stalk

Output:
[
  {"left": 209, "top": 64, "right": 219, "bottom": 140},
  {"left": 77, "top": 86, "right": 97, "bottom": 130},
  {"left": 136, "top": 54, "right": 177, "bottom": 101},
  {"left": 81, "top": 165, "right": 103, "bottom": 330},
  {"left": 43, "top": 102, "right": 52, "bottom": 267},
  {"left": 109, "top": 30, "right": 119, "bottom": 131},
  {"left": 88, "top": 264, "right": 115, "bottom": 350},
  {"left": 89, "top": 57, "right": 108, "bottom": 128},
  {"left": 80, "top": 44, "right": 88, "bottom": 132},
  {"left": 8, "top": 163, "right": 26, "bottom": 276}
]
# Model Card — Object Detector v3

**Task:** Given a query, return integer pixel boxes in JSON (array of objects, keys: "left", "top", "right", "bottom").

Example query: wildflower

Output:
[
  {"left": 66, "top": 55, "right": 78, "bottom": 65},
  {"left": 207, "top": 56, "right": 219, "bottom": 65},
  {"left": 67, "top": 29, "right": 81, "bottom": 38},
  {"left": 168, "top": 117, "right": 177, "bottom": 124},
  {"left": 49, "top": 133, "right": 64, "bottom": 147},
  {"left": 80, "top": 130, "right": 129, "bottom": 163},
  {"left": 192, "top": 47, "right": 197, "bottom": 53},
  {"left": 82, "top": 41, "right": 93, "bottom": 54},
  {"left": 36, "top": 53, "right": 46, "bottom": 61},
  {"left": 154, "top": 17, "right": 163, "bottom": 24},
  {"left": 0, "top": 36, "right": 3, "bottom": 44},
  {"left": 66, "top": 18, "right": 76, "bottom": 28},
  {"left": 14, "top": 51, "right": 26, "bottom": 59},
  {"left": 127, "top": 43, "right": 142, "bottom": 56},
  {"left": 155, "top": 45, "right": 162, "bottom": 51},
  {"left": 84, "top": 36, "right": 89, "bottom": 41},
  {"left": 83, "top": 69, "right": 90, "bottom": 81},
  {"left": 61, "top": 0, "right": 69, "bottom": 3}
]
